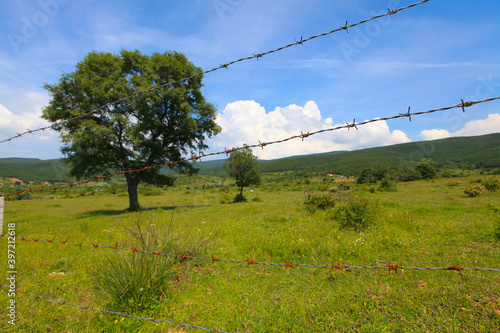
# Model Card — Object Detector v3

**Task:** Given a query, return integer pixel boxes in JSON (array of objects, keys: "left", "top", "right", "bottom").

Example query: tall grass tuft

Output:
[{"left": 93, "top": 214, "right": 177, "bottom": 313}]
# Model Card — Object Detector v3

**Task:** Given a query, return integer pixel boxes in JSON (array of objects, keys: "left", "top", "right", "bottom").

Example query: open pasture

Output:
[{"left": 1, "top": 175, "right": 499, "bottom": 332}]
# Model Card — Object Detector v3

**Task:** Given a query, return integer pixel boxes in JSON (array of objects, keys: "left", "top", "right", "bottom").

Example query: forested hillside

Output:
[{"left": 1, "top": 133, "right": 499, "bottom": 182}]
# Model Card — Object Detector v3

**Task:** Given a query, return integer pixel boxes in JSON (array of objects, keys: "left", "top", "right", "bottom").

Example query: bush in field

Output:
[
  {"left": 415, "top": 162, "right": 436, "bottom": 180},
  {"left": 5, "top": 190, "right": 33, "bottom": 201},
  {"left": 304, "top": 194, "right": 335, "bottom": 213},
  {"left": 464, "top": 184, "right": 485, "bottom": 197},
  {"left": 330, "top": 196, "right": 377, "bottom": 231},
  {"left": 356, "top": 167, "right": 381, "bottom": 184},
  {"left": 440, "top": 170, "right": 454, "bottom": 178},
  {"left": 484, "top": 178, "right": 500, "bottom": 192},
  {"left": 94, "top": 217, "right": 177, "bottom": 313},
  {"left": 378, "top": 177, "right": 397, "bottom": 192}
]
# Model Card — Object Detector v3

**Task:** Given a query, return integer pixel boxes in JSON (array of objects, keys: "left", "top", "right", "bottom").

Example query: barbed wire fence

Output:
[
  {"left": 3, "top": 234, "right": 499, "bottom": 275},
  {"left": 0, "top": 0, "right": 429, "bottom": 145},
  {"left": 2, "top": 95, "right": 499, "bottom": 199}
]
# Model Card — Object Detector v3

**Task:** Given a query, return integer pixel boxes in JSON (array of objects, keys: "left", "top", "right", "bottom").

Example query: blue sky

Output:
[{"left": 0, "top": 0, "right": 499, "bottom": 160}]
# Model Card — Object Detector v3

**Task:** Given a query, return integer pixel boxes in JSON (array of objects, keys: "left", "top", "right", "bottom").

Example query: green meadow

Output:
[{"left": 1, "top": 174, "right": 499, "bottom": 332}]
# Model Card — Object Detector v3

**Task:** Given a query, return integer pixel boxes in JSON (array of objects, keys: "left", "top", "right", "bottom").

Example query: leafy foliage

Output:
[
  {"left": 42, "top": 50, "right": 220, "bottom": 210},
  {"left": 464, "top": 184, "right": 485, "bottom": 197},
  {"left": 484, "top": 178, "right": 500, "bottom": 192},
  {"left": 378, "top": 177, "right": 398, "bottom": 192},
  {"left": 304, "top": 194, "right": 335, "bottom": 213},
  {"left": 415, "top": 162, "right": 436, "bottom": 179},
  {"left": 330, "top": 196, "right": 377, "bottom": 231}
]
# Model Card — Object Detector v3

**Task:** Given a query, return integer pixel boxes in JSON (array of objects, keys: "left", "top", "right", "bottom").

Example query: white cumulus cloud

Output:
[
  {"left": 420, "top": 113, "right": 500, "bottom": 140},
  {"left": 420, "top": 129, "right": 452, "bottom": 140},
  {"left": 0, "top": 92, "right": 53, "bottom": 142},
  {"left": 211, "top": 100, "right": 411, "bottom": 159}
]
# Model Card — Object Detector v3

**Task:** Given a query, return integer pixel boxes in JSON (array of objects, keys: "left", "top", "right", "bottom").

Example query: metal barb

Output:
[{"left": 342, "top": 20, "right": 349, "bottom": 33}]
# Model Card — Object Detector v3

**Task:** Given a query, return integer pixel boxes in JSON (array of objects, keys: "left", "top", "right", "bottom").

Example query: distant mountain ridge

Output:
[{"left": 1, "top": 133, "right": 499, "bottom": 182}]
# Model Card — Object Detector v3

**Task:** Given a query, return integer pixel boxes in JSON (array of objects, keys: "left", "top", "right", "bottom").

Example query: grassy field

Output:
[{"left": 1, "top": 174, "right": 499, "bottom": 332}]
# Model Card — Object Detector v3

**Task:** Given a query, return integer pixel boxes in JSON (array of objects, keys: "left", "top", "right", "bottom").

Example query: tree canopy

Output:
[
  {"left": 223, "top": 146, "right": 261, "bottom": 202},
  {"left": 42, "top": 49, "right": 220, "bottom": 210}
]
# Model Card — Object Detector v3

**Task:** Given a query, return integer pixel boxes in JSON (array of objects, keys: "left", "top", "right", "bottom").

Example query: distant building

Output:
[{"left": 10, "top": 178, "right": 24, "bottom": 186}]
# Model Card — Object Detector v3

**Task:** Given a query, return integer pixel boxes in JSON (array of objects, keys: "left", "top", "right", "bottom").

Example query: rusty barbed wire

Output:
[
  {"left": 2, "top": 95, "right": 499, "bottom": 198},
  {"left": 0, "top": 0, "right": 430, "bottom": 145},
  {"left": 4, "top": 235, "right": 499, "bottom": 274},
  {"left": 0, "top": 285, "right": 230, "bottom": 333}
]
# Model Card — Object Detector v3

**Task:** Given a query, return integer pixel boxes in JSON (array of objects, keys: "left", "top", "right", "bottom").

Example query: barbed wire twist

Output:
[
  {"left": 4, "top": 235, "right": 499, "bottom": 274},
  {"left": 0, "top": 0, "right": 430, "bottom": 144},
  {"left": 0, "top": 285, "right": 230, "bottom": 333},
  {"left": 2, "top": 95, "right": 499, "bottom": 198}
]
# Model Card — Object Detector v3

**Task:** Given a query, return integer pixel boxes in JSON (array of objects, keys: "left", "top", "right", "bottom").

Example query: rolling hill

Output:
[
  {"left": 198, "top": 133, "right": 500, "bottom": 176},
  {"left": 1, "top": 133, "right": 499, "bottom": 182}
]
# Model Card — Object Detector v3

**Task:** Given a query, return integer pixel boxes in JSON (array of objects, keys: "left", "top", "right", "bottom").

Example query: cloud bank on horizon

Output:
[
  {"left": 212, "top": 100, "right": 500, "bottom": 159},
  {"left": 212, "top": 100, "right": 412, "bottom": 159}
]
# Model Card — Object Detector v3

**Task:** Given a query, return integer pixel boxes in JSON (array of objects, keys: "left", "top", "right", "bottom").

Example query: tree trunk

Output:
[
  {"left": 126, "top": 174, "right": 141, "bottom": 211},
  {"left": 239, "top": 186, "right": 243, "bottom": 198}
]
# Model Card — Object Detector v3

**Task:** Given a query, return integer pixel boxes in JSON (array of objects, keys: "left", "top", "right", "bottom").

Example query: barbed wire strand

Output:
[
  {"left": 2, "top": 95, "right": 499, "bottom": 199},
  {"left": 0, "top": 0, "right": 430, "bottom": 145},
  {"left": 0, "top": 285, "right": 230, "bottom": 333},
  {"left": 4, "top": 235, "right": 499, "bottom": 273}
]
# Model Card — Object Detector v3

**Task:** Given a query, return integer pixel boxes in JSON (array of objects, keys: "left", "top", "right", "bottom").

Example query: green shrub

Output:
[
  {"left": 440, "top": 170, "right": 453, "bottom": 178},
  {"left": 93, "top": 218, "right": 177, "bottom": 313},
  {"left": 415, "top": 162, "right": 436, "bottom": 179},
  {"left": 304, "top": 194, "right": 335, "bottom": 213},
  {"left": 484, "top": 178, "right": 500, "bottom": 192},
  {"left": 339, "top": 183, "right": 350, "bottom": 191},
  {"left": 330, "top": 196, "right": 377, "bottom": 231},
  {"left": 491, "top": 168, "right": 500, "bottom": 175},
  {"left": 6, "top": 190, "right": 33, "bottom": 201},
  {"left": 464, "top": 184, "right": 485, "bottom": 197},
  {"left": 378, "top": 177, "right": 397, "bottom": 192}
]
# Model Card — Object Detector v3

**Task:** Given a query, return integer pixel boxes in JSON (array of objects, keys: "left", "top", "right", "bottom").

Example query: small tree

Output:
[
  {"left": 223, "top": 146, "right": 261, "bottom": 202},
  {"left": 415, "top": 162, "right": 436, "bottom": 180}
]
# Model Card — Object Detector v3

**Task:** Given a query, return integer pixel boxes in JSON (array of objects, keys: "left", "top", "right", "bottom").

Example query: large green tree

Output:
[
  {"left": 42, "top": 50, "right": 220, "bottom": 211},
  {"left": 223, "top": 146, "right": 261, "bottom": 202}
]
